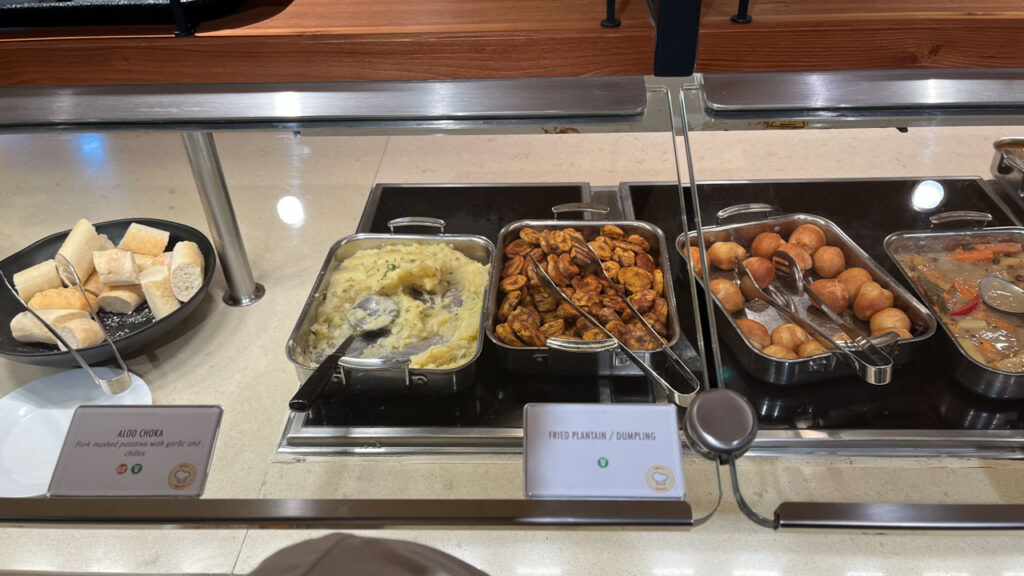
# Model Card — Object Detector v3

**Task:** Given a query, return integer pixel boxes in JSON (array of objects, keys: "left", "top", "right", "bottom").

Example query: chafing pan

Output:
[
  {"left": 286, "top": 217, "right": 497, "bottom": 395},
  {"left": 486, "top": 209, "right": 680, "bottom": 376},
  {"left": 885, "top": 216, "right": 1024, "bottom": 399},
  {"left": 678, "top": 207, "right": 937, "bottom": 386}
]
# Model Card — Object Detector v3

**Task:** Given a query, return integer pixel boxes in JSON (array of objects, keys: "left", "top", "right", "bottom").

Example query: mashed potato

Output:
[{"left": 302, "top": 243, "right": 490, "bottom": 370}]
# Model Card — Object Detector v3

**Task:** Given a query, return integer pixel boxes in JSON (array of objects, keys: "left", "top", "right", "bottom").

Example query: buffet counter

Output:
[{"left": 1, "top": 125, "right": 1023, "bottom": 574}]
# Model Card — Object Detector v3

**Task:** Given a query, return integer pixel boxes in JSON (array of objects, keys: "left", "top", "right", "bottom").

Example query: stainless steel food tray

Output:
[
  {"left": 286, "top": 218, "right": 497, "bottom": 395},
  {"left": 885, "top": 223, "right": 1024, "bottom": 399},
  {"left": 487, "top": 217, "right": 680, "bottom": 376},
  {"left": 679, "top": 210, "right": 937, "bottom": 386}
]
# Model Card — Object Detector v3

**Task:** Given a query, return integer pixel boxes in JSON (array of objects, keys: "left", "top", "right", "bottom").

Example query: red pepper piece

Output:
[{"left": 950, "top": 293, "right": 981, "bottom": 317}]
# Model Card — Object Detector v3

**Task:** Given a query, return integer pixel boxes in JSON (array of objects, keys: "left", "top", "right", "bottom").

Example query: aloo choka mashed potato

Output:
[{"left": 303, "top": 243, "right": 490, "bottom": 370}]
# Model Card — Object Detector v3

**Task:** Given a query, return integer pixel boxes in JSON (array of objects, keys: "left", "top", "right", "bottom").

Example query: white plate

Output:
[{"left": 0, "top": 368, "right": 151, "bottom": 497}]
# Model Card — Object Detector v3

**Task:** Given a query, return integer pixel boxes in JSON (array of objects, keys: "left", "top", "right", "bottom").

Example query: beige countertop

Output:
[{"left": 1, "top": 125, "right": 1023, "bottom": 574}]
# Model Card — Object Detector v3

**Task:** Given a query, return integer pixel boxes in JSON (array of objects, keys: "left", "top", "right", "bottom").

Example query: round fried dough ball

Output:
[
  {"left": 707, "top": 241, "right": 747, "bottom": 271},
  {"left": 710, "top": 279, "right": 744, "bottom": 313},
  {"left": 812, "top": 245, "right": 846, "bottom": 278},
  {"left": 776, "top": 242, "right": 813, "bottom": 271},
  {"left": 837, "top": 267, "right": 873, "bottom": 301},
  {"left": 763, "top": 344, "right": 798, "bottom": 360},
  {"left": 832, "top": 332, "right": 852, "bottom": 342},
  {"left": 736, "top": 318, "right": 771, "bottom": 350},
  {"left": 869, "top": 307, "right": 911, "bottom": 334},
  {"left": 809, "top": 278, "right": 849, "bottom": 314},
  {"left": 871, "top": 327, "right": 913, "bottom": 340},
  {"left": 751, "top": 232, "right": 785, "bottom": 260},
  {"left": 853, "top": 282, "right": 894, "bottom": 321},
  {"left": 743, "top": 256, "right": 775, "bottom": 289},
  {"left": 788, "top": 224, "right": 827, "bottom": 254},
  {"left": 771, "top": 323, "right": 809, "bottom": 350},
  {"left": 687, "top": 245, "right": 703, "bottom": 276},
  {"left": 797, "top": 340, "right": 828, "bottom": 358}
]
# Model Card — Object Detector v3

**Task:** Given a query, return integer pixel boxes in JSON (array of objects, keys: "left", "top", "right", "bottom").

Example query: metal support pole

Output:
[
  {"left": 601, "top": 0, "right": 620, "bottom": 27},
  {"left": 182, "top": 132, "right": 265, "bottom": 307},
  {"left": 731, "top": 0, "right": 752, "bottom": 23}
]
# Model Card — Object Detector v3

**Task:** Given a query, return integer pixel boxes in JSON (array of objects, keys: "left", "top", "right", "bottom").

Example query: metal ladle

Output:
[
  {"left": 979, "top": 276, "right": 1024, "bottom": 314},
  {"left": 289, "top": 295, "right": 398, "bottom": 412}
]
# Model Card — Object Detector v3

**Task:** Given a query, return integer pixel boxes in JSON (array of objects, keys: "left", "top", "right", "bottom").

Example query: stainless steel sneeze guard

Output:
[
  {"left": 0, "top": 77, "right": 647, "bottom": 129},
  {"left": 278, "top": 413, "right": 1024, "bottom": 458},
  {"left": 0, "top": 498, "right": 693, "bottom": 528},
  {"left": 702, "top": 69, "right": 1024, "bottom": 112},
  {"left": 776, "top": 503, "right": 1024, "bottom": 530}
]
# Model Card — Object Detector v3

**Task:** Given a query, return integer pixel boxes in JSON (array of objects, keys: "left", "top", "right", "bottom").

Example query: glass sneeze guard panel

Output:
[
  {"left": 677, "top": 71, "right": 1024, "bottom": 531},
  {"left": 0, "top": 81, "right": 720, "bottom": 553}
]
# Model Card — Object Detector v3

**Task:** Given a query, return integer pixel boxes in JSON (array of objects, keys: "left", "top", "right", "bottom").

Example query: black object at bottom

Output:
[{"left": 0, "top": 0, "right": 245, "bottom": 29}]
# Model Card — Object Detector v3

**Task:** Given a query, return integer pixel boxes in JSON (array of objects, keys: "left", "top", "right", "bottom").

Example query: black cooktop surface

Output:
[{"left": 303, "top": 179, "right": 1024, "bottom": 432}]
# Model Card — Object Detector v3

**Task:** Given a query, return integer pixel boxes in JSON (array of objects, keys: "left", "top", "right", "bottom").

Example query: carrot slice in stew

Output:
[
  {"left": 978, "top": 340, "right": 1006, "bottom": 361},
  {"left": 971, "top": 242, "right": 1023, "bottom": 255},
  {"left": 989, "top": 316, "right": 1016, "bottom": 334},
  {"left": 954, "top": 278, "right": 978, "bottom": 300},
  {"left": 949, "top": 249, "right": 995, "bottom": 262}
]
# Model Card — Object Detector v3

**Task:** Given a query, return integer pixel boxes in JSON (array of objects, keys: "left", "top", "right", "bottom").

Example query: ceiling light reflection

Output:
[
  {"left": 911, "top": 179, "right": 945, "bottom": 212},
  {"left": 276, "top": 195, "right": 306, "bottom": 227}
]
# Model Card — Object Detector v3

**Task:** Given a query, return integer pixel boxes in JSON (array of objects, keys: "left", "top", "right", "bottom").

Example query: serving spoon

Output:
[
  {"left": 979, "top": 276, "right": 1024, "bottom": 314},
  {"left": 289, "top": 295, "right": 398, "bottom": 412}
]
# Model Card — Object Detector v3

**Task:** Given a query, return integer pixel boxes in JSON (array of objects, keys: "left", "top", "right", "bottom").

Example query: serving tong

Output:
[
  {"left": 527, "top": 255, "right": 700, "bottom": 407},
  {"left": 1, "top": 254, "right": 132, "bottom": 395},
  {"left": 735, "top": 253, "right": 893, "bottom": 385}
]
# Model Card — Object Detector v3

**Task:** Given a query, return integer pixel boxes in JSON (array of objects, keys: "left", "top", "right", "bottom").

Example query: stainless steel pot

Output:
[
  {"left": 486, "top": 205, "right": 681, "bottom": 376},
  {"left": 885, "top": 212, "right": 1024, "bottom": 399},
  {"left": 678, "top": 205, "right": 937, "bottom": 386},
  {"left": 285, "top": 217, "right": 497, "bottom": 395}
]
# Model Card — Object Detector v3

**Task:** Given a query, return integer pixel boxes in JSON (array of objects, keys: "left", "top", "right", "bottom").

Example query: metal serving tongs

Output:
[
  {"left": 1, "top": 254, "right": 132, "bottom": 395},
  {"left": 772, "top": 249, "right": 897, "bottom": 381},
  {"left": 528, "top": 256, "right": 699, "bottom": 407},
  {"left": 572, "top": 239, "right": 698, "bottom": 382},
  {"left": 735, "top": 257, "right": 892, "bottom": 386}
]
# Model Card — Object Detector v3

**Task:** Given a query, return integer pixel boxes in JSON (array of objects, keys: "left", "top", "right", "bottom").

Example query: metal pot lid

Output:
[{"left": 684, "top": 388, "right": 758, "bottom": 459}]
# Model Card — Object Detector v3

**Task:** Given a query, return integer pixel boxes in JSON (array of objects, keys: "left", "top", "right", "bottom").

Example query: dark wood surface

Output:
[{"left": 2, "top": 0, "right": 1024, "bottom": 87}]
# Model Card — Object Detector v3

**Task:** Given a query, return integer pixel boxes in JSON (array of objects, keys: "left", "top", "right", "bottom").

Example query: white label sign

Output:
[
  {"left": 524, "top": 403, "right": 684, "bottom": 500},
  {"left": 48, "top": 405, "right": 222, "bottom": 497}
]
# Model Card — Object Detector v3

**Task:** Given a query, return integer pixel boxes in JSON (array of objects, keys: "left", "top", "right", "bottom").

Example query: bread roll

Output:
[
  {"left": 56, "top": 218, "right": 100, "bottom": 285},
  {"left": 139, "top": 266, "right": 180, "bottom": 320},
  {"left": 28, "top": 287, "right": 98, "bottom": 312},
  {"left": 134, "top": 254, "right": 156, "bottom": 272},
  {"left": 57, "top": 318, "right": 105, "bottom": 349},
  {"left": 153, "top": 251, "right": 173, "bottom": 268},
  {"left": 83, "top": 272, "right": 106, "bottom": 296},
  {"left": 97, "top": 234, "right": 116, "bottom": 251},
  {"left": 98, "top": 284, "right": 145, "bottom": 314},
  {"left": 12, "top": 260, "right": 62, "bottom": 301},
  {"left": 10, "top": 309, "right": 89, "bottom": 345},
  {"left": 118, "top": 223, "right": 170, "bottom": 256},
  {"left": 170, "top": 241, "right": 204, "bottom": 302},
  {"left": 93, "top": 249, "right": 139, "bottom": 286}
]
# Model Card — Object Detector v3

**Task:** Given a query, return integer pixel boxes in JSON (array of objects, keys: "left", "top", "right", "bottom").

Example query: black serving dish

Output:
[{"left": 0, "top": 218, "right": 216, "bottom": 368}]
